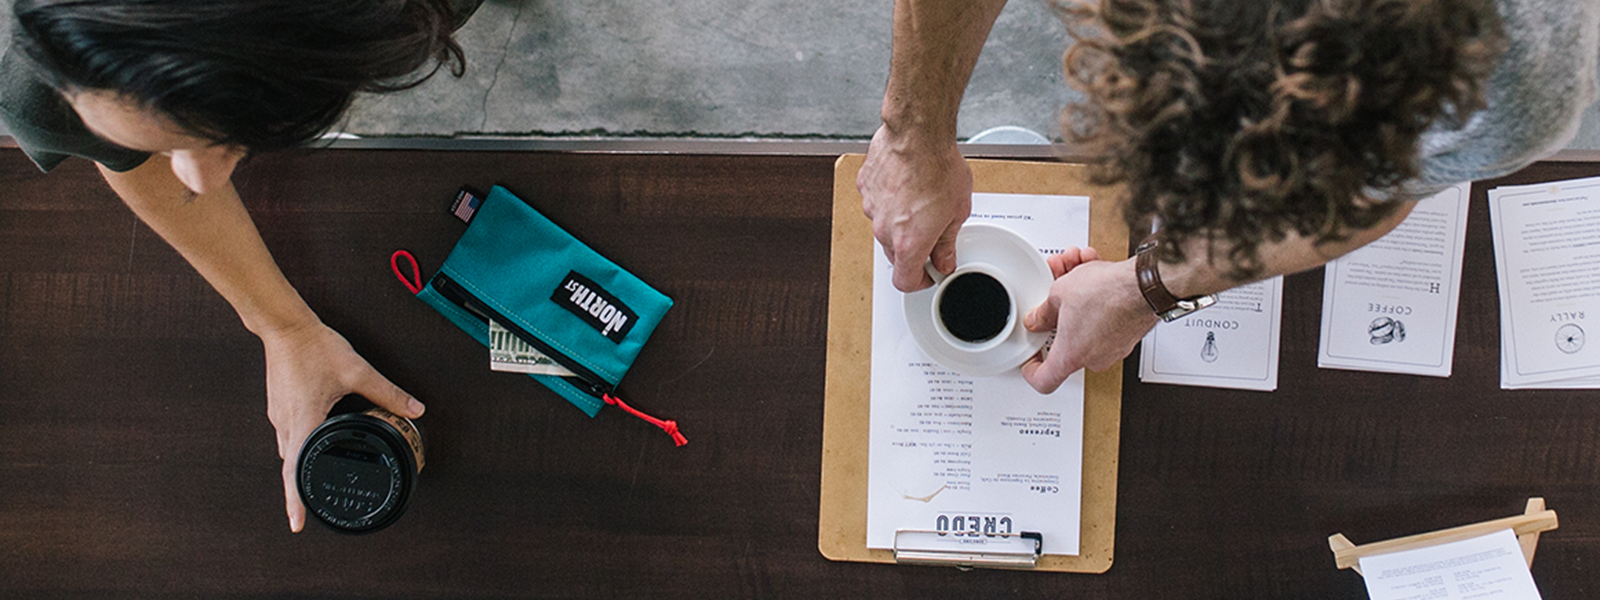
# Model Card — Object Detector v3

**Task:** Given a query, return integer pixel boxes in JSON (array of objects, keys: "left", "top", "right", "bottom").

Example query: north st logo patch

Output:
[{"left": 552, "top": 271, "right": 637, "bottom": 343}]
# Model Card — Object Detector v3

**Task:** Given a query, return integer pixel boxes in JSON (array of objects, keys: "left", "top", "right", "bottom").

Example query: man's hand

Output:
[
  {"left": 1020, "top": 250, "right": 1159, "bottom": 394},
  {"left": 261, "top": 320, "right": 424, "bottom": 533},
  {"left": 862, "top": 0, "right": 1009, "bottom": 291},
  {"left": 860, "top": 125, "right": 973, "bottom": 292}
]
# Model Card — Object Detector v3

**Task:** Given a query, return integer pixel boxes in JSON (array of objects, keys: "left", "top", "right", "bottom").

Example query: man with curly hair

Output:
[{"left": 860, "top": 0, "right": 1599, "bottom": 393}]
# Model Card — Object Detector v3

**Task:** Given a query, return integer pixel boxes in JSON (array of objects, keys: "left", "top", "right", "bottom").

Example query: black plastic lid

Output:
[{"left": 297, "top": 412, "right": 418, "bottom": 534}]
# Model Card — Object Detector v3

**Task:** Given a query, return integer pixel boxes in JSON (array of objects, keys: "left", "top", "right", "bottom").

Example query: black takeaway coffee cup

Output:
[{"left": 296, "top": 404, "right": 425, "bottom": 534}]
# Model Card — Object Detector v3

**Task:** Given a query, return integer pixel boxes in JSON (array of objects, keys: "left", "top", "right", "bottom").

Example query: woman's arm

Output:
[{"left": 98, "top": 156, "right": 425, "bottom": 533}]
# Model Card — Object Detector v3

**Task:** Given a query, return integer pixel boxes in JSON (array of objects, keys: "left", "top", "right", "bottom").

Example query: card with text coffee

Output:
[{"left": 1318, "top": 182, "right": 1471, "bottom": 377}]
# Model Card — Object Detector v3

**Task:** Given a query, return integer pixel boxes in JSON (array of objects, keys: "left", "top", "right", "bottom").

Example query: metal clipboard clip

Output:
[{"left": 893, "top": 530, "right": 1043, "bottom": 570}]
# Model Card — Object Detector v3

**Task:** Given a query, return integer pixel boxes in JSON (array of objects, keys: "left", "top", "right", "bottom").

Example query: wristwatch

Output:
[{"left": 1135, "top": 235, "right": 1217, "bottom": 322}]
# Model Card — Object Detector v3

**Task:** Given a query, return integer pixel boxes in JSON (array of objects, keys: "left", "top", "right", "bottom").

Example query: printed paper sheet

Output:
[
  {"left": 1489, "top": 176, "right": 1600, "bottom": 388},
  {"left": 1359, "top": 530, "right": 1542, "bottom": 600},
  {"left": 1319, "top": 182, "right": 1471, "bottom": 377},
  {"left": 1139, "top": 277, "right": 1284, "bottom": 391},
  {"left": 866, "top": 193, "right": 1090, "bottom": 556}
]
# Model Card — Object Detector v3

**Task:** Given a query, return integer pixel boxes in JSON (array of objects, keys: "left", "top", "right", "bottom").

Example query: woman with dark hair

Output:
[
  {"left": 0, "top": 0, "right": 482, "bottom": 532},
  {"left": 860, "top": 0, "right": 1598, "bottom": 393}
]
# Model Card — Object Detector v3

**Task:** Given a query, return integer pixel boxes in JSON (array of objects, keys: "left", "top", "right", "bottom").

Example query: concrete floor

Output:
[
  {"left": 1, "top": 0, "right": 1598, "bottom": 147},
  {"left": 336, "top": 0, "right": 1072, "bottom": 139}
]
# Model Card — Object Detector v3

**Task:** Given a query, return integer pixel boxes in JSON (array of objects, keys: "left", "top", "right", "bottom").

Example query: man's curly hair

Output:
[{"left": 1059, "top": 0, "right": 1505, "bottom": 277}]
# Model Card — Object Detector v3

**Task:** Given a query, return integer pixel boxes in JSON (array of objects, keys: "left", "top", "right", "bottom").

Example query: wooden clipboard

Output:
[{"left": 818, "top": 154, "right": 1127, "bottom": 573}]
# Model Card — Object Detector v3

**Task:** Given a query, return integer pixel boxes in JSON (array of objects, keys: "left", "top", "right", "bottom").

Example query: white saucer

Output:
[{"left": 904, "top": 223, "right": 1053, "bottom": 376}]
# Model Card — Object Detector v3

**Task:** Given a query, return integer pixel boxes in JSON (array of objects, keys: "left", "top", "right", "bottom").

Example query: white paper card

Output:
[
  {"left": 1358, "top": 529, "right": 1541, "bottom": 600},
  {"left": 1138, "top": 277, "right": 1283, "bottom": 391},
  {"left": 1502, "top": 374, "right": 1600, "bottom": 389},
  {"left": 1500, "top": 340, "right": 1600, "bottom": 388},
  {"left": 1489, "top": 176, "right": 1600, "bottom": 388},
  {"left": 1319, "top": 182, "right": 1471, "bottom": 377},
  {"left": 866, "top": 192, "right": 1090, "bottom": 556}
]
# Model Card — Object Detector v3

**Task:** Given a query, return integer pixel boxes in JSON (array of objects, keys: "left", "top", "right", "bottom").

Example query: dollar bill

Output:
[{"left": 489, "top": 320, "right": 576, "bottom": 376}]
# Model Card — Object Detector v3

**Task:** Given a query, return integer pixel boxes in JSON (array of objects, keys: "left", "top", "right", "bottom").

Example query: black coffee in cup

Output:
[{"left": 938, "top": 272, "right": 1011, "bottom": 343}]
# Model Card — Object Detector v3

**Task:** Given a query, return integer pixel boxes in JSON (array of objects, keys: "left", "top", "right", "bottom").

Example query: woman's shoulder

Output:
[{"left": 0, "top": 43, "right": 149, "bottom": 173}]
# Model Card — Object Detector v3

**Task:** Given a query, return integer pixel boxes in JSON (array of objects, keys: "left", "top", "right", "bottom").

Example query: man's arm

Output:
[
  {"left": 858, "top": 0, "right": 1010, "bottom": 292},
  {"left": 98, "top": 156, "right": 424, "bottom": 533},
  {"left": 1020, "top": 201, "right": 1419, "bottom": 393}
]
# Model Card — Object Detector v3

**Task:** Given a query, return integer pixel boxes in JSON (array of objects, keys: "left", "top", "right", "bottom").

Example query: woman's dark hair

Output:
[
  {"left": 1058, "top": 0, "right": 1504, "bottom": 277},
  {"left": 12, "top": 0, "right": 467, "bottom": 152}
]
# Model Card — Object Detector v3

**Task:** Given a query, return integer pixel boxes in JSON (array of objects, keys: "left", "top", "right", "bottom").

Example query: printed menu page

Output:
[
  {"left": 1319, "top": 182, "right": 1471, "bottom": 377},
  {"left": 1359, "top": 529, "right": 1542, "bottom": 600},
  {"left": 866, "top": 193, "right": 1090, "bottom": 556},
  {"left": 1489, "top": 176, "right": 1600, "bottom": 388},
  {"left": 1139, "top": 277, "right": 1283, "bottom": 391}
]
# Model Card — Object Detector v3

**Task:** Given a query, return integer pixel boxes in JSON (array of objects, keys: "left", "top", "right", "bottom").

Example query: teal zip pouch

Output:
[{"left": 398, "top": 185, "right": 684, "bottom": 445}]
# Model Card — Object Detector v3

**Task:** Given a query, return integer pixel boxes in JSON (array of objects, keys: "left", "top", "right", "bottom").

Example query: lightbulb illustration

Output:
[{"left": 1201, "top": 331, "right": 1219, "bottom": 363}]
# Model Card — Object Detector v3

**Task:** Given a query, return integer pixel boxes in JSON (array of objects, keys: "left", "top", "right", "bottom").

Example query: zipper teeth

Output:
[{"left": 433, "top": 273, "right": 613, "bottom": 396}]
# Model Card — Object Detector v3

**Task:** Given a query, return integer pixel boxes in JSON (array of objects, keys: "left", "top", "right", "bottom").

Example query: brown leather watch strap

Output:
[{"left": 1135, "top": 235, "right": 1179, "bottom": 316}]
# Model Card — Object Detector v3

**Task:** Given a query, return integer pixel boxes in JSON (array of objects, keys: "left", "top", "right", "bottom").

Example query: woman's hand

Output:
[
  {"left": 99, "top": 155, "right": 433, "bottom": 533},
  {"left": 261, "top": 320, "right": 424, "bottom": 533}
]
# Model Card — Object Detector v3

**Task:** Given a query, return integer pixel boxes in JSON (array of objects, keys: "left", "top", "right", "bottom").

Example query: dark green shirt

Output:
[
  {"left": 0, "top": 0, "right": 484, "bottom": 173},
  {"left": 0, "top": 47, "right": 148, "bottom": 172}
]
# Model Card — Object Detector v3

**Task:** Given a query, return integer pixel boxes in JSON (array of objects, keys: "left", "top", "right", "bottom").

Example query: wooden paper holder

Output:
[{"left": 1329, "top": 498, "right": 1558, "bottom": 576}]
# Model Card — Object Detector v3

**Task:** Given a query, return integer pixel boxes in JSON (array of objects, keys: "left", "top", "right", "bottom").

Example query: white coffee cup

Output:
[{"left": 924, "top": 261, "right": 1019, "bottom": 354}]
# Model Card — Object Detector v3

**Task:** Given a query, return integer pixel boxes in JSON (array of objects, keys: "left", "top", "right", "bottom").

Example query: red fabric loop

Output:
[
  {"left": 391, "top": 250, "right": 422, "bottom": 295},
  {"left": 604, "top": 393, "right": 688, "bottom": 447}
]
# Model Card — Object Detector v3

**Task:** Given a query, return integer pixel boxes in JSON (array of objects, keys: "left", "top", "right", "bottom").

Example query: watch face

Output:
[{"left": 1159, "top": 294, "right": 1219, "bottom": 322}]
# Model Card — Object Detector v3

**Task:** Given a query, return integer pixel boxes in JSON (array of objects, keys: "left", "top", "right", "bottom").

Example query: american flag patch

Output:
[{"left": 450, "top": 189, "right": 482, "bottom": 223}]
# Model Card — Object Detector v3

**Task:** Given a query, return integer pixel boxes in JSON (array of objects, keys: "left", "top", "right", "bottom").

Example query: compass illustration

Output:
[{"left": 1556, "top": 323, "right": 1585, "bottom": 354}]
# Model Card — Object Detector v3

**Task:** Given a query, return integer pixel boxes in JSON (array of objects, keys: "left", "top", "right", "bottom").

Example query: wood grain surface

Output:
[{"left": 2, "top": 147, "right": 1599, "bottom": 598}]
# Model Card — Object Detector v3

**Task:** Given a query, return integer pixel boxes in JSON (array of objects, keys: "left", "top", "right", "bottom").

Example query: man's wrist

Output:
[
  {"left": 1149, "top": 253, "right": 1209, "bottom": 300},
  {"left": 1133, "top": 236, "right": 1217, "bottom": 322},
  {"left": 1113, "top": 258, "right": 1164, "bottom": 327},
  {"left": 876, "top": 108, "right": 958, "bottom": 149}
]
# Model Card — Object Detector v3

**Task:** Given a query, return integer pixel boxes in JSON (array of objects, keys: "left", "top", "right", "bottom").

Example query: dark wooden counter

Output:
[{"left": 2, "top": 147, "right": 1599, "bottom": 598}]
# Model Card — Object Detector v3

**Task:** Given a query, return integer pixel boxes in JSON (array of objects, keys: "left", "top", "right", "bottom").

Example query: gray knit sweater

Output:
[{"left": 1410, "top": 0, "right": 1600, "bottom": 195}]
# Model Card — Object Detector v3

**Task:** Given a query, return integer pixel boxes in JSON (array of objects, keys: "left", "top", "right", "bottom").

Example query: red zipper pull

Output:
[
  {"left": 603, "top": 393, "right": 688, "bottom": 447},
  {"left": 391, "top": 250, "right": 422, "bottom": 294}
]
